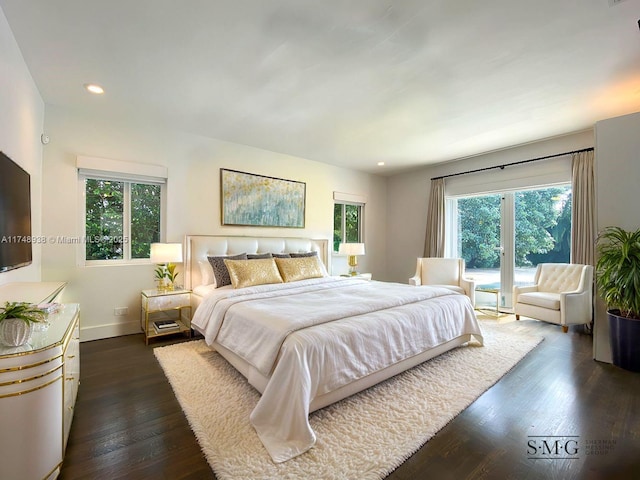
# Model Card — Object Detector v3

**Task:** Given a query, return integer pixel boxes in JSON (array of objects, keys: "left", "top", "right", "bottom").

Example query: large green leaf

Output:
[{"left": 596, "top": 226, "right": 640, "bottom": 318}]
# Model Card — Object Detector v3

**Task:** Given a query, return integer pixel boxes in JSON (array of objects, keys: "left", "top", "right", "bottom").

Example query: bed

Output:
[{"left": 185, "top": 235, "right": 483, "bottom": 463}]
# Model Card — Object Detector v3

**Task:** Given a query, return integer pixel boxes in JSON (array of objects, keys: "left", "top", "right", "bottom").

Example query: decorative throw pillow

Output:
[
  {"left": 272, "top": 253, "right": 291, "bottom": 258},
  {"left": 207, "top": 253, "right": 248, "bottom": 287},
  {"left": 224, "top": 258, "right": 284, "bottom": 289},
  {"left": 198, "top": 259, "right": 215, "bottom": 286},
  {"left": 247, "top": 253, "right": 273, "bottom": 259},
  {"left": 275, "top": 256, "right": 326, "bottom": 283},
  {"left": 290, "top": 251, "right": 317, "bottom": 258}
]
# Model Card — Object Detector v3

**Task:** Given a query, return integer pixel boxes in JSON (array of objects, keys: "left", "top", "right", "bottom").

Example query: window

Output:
[
  {"left": 78, "top": 155, "right": 167, "bottom": 264},
  {"left": 333, "top": 202, "right": 364, "bottom": 252},
  {"left": 83, "top": 177, "right": 163, "bottom": 261},
  {"left": 448, "top": 184, "right": 571, "bottom": 308}
]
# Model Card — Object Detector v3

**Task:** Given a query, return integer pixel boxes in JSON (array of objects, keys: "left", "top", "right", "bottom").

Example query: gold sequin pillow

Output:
[
  {"left": 275, "top": 256, "right": 326, "bottom": 283},
  {"left": 224, "top": 258, "right": 284, "bottom": 289}
]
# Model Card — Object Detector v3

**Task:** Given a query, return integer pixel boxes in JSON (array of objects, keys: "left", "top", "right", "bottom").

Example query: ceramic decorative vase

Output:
[{"left": 0, "top": 318, "right": 34, "bottom": 347}]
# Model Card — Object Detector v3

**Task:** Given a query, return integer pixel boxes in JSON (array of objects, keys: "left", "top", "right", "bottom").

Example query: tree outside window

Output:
[
  {"left": 334, "top": 202, "right": 363, "bottom": 252},
  {"left": 457, "top": 186, "right": 571, "bottom": 269},
  {"left": 85, "top": 178, "right": 161, "bottom": 261},
  {"left": 131, "top": 183, "right": 162, "bottom": 258}
]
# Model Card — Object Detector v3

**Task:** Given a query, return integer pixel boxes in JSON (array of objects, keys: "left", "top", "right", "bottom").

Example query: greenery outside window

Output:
[
  {"left": 454, "top": 186, "right": 571, "bottom": 269},
  {"left": 83, "top": 176, "right": 163, "bottom": 262},
  {"left": 333, "top": 202, "right": 363, "bottom": 252},
  {"left": 448, "top": 184, "right": 571, "bottom": 308}
]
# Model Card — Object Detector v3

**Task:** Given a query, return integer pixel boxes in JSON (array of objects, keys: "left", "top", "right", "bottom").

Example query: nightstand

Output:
[{"left": 141, "top": 288, "right": 192, "bottom": 345}]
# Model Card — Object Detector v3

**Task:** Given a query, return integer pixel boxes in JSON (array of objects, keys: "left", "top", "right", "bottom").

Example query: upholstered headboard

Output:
[{"left": 184, "top": 235, "right": 329, "bottom": 291}]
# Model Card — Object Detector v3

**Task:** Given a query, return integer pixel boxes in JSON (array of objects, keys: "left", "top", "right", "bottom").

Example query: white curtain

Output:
[
  {"left": 571, "top": 150, "right": 595, "bottom": 265},
  {"left": 424, "top": 178, "right": 445, "bottom": 257}
]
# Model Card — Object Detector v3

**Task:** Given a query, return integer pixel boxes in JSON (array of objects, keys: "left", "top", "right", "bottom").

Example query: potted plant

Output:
[
  {"left": 154, "top": 264, "right": 179, "bottom": 291},
  {"left": 595, "top": 226, "right": 640, "bottom": 372},
  {"left": 155, "top": 265, "right": 168, "bottom": 290},
  {"left": 0, "top": 302, "right": 47, "bottom": 347},
  {"left": 166, "top": 263, "right": 179, "bottom": 290}
]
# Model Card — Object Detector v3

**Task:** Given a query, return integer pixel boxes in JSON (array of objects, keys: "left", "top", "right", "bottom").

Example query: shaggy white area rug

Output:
[{"left": 154, "top": 321, "right": 542, "bottom": 480}]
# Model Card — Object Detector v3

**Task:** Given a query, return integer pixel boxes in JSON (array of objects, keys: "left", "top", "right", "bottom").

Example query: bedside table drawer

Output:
[{"left": 143, "top": 292, "right": 190, "bottom": 312}]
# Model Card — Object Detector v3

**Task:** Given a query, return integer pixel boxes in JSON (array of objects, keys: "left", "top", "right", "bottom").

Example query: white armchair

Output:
[
  {"left": 409, "top": 258, "right": 476, "bottom": 307},
  {"left": 513, "top": 263, "right": 593, "bottom": 333}
]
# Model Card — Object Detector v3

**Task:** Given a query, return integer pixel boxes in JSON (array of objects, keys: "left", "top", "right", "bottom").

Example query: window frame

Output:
[
  {"left": 78, "top": 172, "right": 166, "bottom": 266},
  {"left": 446, "top": 182, "right": 572, "bottom": 308},
  {"left": 333, "top": 201, "right": 365, "bottom": 253}
]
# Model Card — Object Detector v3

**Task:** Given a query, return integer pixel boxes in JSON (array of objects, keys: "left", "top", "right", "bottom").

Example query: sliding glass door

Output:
[{"left": 449, "top": 185, "right": 571, "bottom": 311}]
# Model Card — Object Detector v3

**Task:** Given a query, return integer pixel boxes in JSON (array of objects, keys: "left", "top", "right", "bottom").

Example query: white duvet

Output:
[{"left": 191, "top": 276, "right": 483, "bottom": 463}]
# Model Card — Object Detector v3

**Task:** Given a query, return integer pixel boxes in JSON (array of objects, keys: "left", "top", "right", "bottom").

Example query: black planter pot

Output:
[{"left": 608, "top": 310, "right": 640, "bottom": 372}]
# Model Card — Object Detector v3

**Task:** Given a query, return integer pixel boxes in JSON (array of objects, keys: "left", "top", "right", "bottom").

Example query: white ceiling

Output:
[{"left": 2, "top": 0, "right": 639, "bottom": 175}]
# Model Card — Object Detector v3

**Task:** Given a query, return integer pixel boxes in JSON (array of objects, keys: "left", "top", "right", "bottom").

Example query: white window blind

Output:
[
  {"left": 444, "top": 155, "right": 571, "bottom": 197},
  {"left": 77, "top": 156, "right": 167, "bottom": 184}
]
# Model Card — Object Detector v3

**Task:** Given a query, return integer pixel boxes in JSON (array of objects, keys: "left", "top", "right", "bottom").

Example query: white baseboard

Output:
[{"left": 80, "top": 320, "right": 141, "bottom": 342}]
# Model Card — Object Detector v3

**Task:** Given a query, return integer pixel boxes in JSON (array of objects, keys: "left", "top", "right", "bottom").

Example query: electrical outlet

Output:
[{"left": 114, "top": 307, "right": 129, "bottom": 316}]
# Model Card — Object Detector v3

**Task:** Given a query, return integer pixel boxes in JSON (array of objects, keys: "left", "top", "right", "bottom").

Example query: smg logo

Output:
[{"left": 527, "top": 436, "right": 580, "bottom": 459}]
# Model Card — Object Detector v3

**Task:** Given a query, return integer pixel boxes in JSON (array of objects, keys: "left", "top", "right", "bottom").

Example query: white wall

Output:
[
  {"left": 385, "top": 130, "right": 594, "bottom": 283},
  {"left": 41, "top": 105, "right": 386, "bottom": 341},
  {"left": 593, "top": 111, "right": 640, "bottom": 364},
  {"left": 0, "top": 7, "right": 45, "bottom": 285}
]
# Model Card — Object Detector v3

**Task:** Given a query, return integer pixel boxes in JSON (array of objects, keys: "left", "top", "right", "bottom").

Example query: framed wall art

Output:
[{"left": 220, "top": 169, "right": 306, "bottom": 228}]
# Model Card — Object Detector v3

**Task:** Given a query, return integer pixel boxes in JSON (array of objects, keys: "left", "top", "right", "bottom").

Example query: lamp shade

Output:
[
  {"left": 338, "top": 243, "right": 365, "bottom": 256},
  {"left": 150, "top": 243, "right": 183, "bottom": 263}
]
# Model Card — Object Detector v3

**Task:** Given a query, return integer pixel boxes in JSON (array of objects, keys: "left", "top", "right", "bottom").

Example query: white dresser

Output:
[{"left": 0, "top": 282, "right": 78, "bottom": 480}]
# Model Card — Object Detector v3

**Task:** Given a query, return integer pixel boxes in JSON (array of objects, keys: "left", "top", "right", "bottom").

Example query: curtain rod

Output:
[{"left": 430, "top": 147, "right": 594, "bottom": 181}]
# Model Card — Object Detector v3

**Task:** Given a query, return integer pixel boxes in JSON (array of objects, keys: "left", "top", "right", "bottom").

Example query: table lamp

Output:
[
  {"left": 338, "top": 243, "right": 365, "bottom": 275},
  {"left": 150, "top": 243, "right": 183, "bottom": 290}
]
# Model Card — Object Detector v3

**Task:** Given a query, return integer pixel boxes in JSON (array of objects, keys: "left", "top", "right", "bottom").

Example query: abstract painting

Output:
[{"left": 220, "top": 169, "right": 306, "bottom": 227}]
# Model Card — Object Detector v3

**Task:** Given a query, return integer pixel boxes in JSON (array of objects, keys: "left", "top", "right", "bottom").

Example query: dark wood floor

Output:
[{"left": 59, "top": 319, "right": 640, "bottom": 480}]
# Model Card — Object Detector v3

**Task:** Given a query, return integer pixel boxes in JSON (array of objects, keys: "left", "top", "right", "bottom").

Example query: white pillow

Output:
[{"left": 198, "top": 259, "right": 216, "bottom": 286}]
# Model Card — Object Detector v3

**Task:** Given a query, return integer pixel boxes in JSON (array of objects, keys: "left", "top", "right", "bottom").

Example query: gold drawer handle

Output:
[
  {"left": 66, "top": 376, "right": 75, "bottom": 381},
  {"left": 67, "top": 355, "right": 76, "bottom": 359}
]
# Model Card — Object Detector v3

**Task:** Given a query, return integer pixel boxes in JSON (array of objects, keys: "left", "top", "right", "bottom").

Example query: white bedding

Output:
[{"left": 191, "top": 276, "right": 483, "bottom": 463}]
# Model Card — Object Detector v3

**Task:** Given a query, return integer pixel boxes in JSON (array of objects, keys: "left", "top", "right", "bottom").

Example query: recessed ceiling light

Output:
[
  {"left": 84, "top": 83, "right": 105, "bottom": 94},
  {"left": 377, "top": 162, "right": 385, "bottom": 166}
]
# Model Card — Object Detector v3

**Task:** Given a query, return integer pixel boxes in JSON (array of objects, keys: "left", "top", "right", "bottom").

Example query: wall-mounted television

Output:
[{"left": 0, "top": 151, "right": 32, "bottom": 272}]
